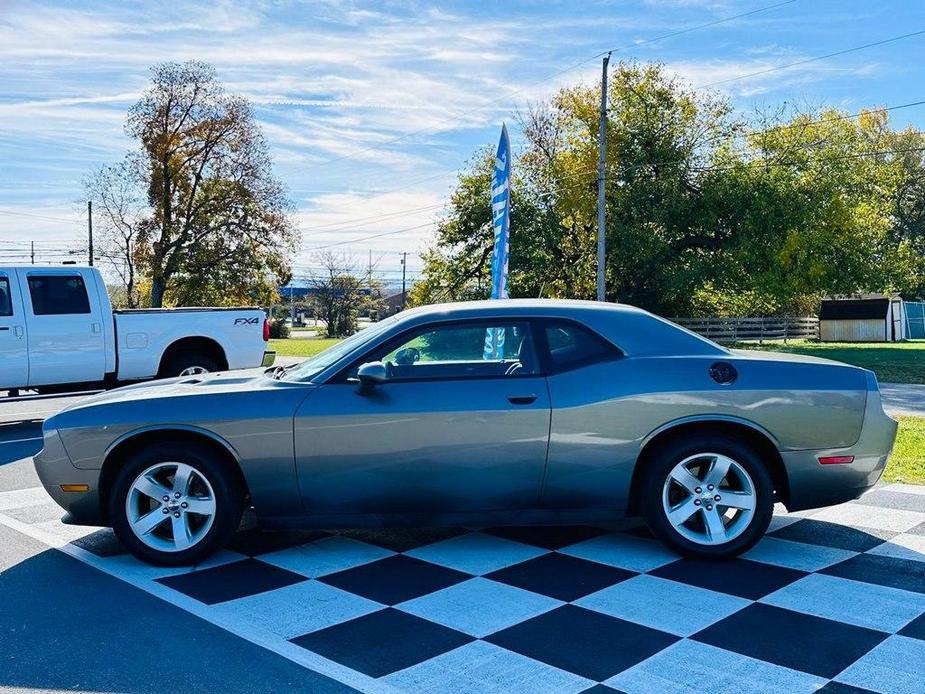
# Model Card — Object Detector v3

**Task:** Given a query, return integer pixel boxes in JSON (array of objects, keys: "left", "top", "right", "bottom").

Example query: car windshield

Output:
[{"left": 278, "top": 315, "right": 400, "bottom": 382}]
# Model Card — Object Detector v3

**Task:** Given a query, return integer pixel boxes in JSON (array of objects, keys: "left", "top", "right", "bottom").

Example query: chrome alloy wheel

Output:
[
  {"left": 661, "top": 452, "right": 757, "bottom": 546},
  {"left": 178, "top": 365, "right": 209, "bottom": 376},
  {"left": 125, "top": 462, "right": 216, "bottom": 552}
]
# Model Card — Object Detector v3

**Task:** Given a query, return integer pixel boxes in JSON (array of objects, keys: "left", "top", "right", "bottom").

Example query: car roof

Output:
[
  {"left": 394, "top": 299, "right": 726, "bottom": 358},
  {"left": 401, "top": 298, "right": 647, "bottom": 319}
]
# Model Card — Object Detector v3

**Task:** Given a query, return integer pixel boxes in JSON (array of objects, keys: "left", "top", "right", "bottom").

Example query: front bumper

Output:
[
  {"left": 783, "top": 381, "right": 898, "bottom": 512},
  {"left": 33, "top": 428, "right": 103, "bottom": 526},
  {"left": 262, "top": 350, "right": 277, "bottom": 367}
]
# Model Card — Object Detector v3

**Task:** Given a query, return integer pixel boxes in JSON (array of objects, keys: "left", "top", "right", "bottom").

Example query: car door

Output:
[
  {"left": 0, "top": 271, "right": 28, "bottom": 389},
  {"left": 16, "top": 269, "right": 106, "bottom": 387},
  {"left": 537, "top": 319, "right": 632, "bottom": 510},
  {"left": 293, "top": 319, "right": 551, "bottom": 516}
]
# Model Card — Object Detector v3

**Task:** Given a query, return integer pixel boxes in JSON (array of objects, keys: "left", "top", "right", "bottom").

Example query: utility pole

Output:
[
  {"left": 400, "top": 252, "right": 408, "bottom": 310},
  {"left": 30, "top": 241, "right": 34, "bottom": 264},
  {"left": 368, "top": 249, "right": 373, "bottom": 290},
  {"left": 87, "top": 200, "right": 94, "bottom": 267},
  {"left": 596, "top": 53, "right": 610, "bottom": 302}
]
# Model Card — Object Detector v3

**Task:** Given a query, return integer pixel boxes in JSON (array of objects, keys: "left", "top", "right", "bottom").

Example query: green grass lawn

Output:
[
  {"left": 269, "top": 337, "right": 342, "bottom": 357},
  {"left": 735, "top": 339, "right": 925, "bottom": 384},
  {"left": 885, "top": 416, "right": 925, "bottom": 485}
]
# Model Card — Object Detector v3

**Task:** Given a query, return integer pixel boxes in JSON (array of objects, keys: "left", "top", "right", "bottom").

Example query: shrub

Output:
[{"left": 269, "top": 318, "right": 290, "bottom": 339}]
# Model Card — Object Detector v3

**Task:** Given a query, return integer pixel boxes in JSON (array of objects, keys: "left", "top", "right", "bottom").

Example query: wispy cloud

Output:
[{"left": 0, "top": 0, "right": 920, "bottom": 272}]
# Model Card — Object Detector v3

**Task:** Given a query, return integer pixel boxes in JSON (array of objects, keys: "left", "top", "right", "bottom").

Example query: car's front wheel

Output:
[
  {"left": 641, "top": 434, "right": 774, "bottom": 559},
  {"left": 109, "top": 443, "right": 243, "bottom": 566}
]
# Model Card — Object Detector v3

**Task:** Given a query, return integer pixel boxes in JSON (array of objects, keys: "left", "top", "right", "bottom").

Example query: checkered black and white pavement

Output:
[{"left": 2, "top": 484, "right": 925, "bottom": 694}]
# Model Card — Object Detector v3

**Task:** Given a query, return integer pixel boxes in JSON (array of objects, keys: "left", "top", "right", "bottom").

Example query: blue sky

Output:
[{"left": 1, "top": 0, "right": 924, "bottom": 286}]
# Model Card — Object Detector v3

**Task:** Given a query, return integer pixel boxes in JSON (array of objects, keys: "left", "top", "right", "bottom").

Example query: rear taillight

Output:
[
  {"left": 263, "top": 318, "right": 270, "bottom": 341},
  {"left": 819, "top": 455, "right": 854, "bottom": 465}
]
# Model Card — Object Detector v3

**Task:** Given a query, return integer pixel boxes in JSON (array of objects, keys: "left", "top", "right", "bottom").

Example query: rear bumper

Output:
[
  {"left": 33, "top": 428, "right": 104, "bottom": 526},
  {"left": 783, "top": 381, "right": 898, "bottom": 512},
  {"left": 261, "top": 350, "right": 277, "bottom": 367}
]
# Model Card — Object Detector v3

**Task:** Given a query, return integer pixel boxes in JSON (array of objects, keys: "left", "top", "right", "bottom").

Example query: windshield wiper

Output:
[{"left": 268, "top": 362, "right": 301, "bottom": 380}]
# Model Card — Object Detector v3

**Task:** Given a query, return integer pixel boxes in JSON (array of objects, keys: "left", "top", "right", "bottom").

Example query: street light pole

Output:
[
  {"left": 401, "top": 252, "right": 408, "bottom": 310},
  {"left": 596, "top": 53, "right": 610, "bottom": 302},
  {"left": 87, "top": 200, "right": 94, "bottom": 267}
]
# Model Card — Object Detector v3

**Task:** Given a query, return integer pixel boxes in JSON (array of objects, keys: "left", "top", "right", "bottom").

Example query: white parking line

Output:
[{"left": 0, "top": 505, "right": 399, "bottom": 694}]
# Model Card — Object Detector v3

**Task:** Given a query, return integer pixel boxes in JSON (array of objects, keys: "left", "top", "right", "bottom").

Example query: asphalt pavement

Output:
[
  {"left": 880, "top": 383, "right": 925, "bottom": 417},
  {"left": 0, "top": 521, "right": 354, "bottom": 694}
]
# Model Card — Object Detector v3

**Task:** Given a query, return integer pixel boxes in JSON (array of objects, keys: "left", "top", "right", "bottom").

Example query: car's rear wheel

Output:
[
  {"left": 109, "top": 443, "right": 243, "bottom": 566},
  {"left": 640, "top": 434, "right": 773, "bottom": 559}
]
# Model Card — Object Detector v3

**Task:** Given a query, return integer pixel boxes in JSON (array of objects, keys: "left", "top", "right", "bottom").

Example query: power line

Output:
[
  {"left": 298, "top": 202, "right": 445, "bottom": 235},
  {"left": 302, "top": 221, "right": 437, "bottom": 251},
  {"left": 711, "top": 99, "right": 925, "bottom": 145},
  {"left": 699, "top": 28, "right": 925, "bottom": 88},
  {"left": 0, "top": 208, "right": 84, "bottom": 224}
]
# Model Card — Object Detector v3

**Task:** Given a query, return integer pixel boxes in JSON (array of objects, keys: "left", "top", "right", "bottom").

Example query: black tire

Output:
[
  {"left": 109, "top": 442, "right": 244, "bottom": 566},
  {"left": 161, "top": 352, "right": 221, "bottom": 378},
  {"left": 640, "top": 433, "right": 774, "bottom": 559}
]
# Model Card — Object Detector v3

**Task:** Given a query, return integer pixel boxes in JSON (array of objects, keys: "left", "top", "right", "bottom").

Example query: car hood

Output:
[{"left": 54, "top": 369, "right": 292, "bottom": 414}]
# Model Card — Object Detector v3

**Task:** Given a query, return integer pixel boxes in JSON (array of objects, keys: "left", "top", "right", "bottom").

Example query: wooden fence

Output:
[{"left": 670, "top": 316, "right": 819, "bottom": 343}]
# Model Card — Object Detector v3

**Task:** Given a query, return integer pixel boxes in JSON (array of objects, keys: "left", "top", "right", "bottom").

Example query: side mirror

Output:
[{"left": 355, "top": 361, "right": 387, "bottom": 391}]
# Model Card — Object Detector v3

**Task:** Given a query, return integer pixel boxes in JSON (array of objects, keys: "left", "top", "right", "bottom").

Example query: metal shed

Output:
[{"left": 819, "top": 294, "right": 907, "bottom": 342}]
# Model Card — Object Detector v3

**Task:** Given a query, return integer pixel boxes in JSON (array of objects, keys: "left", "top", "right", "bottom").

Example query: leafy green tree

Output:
[
  {"left": 414, "top": 61, "right": 921, "bottom": 316},
  {"left": 409, "top": 150, "right": 559, "bottom": 304},
  {"left": 88, "top": 61, "right": 297, "bottom": 307},
  {"left": 308, "top": 251, "right": 367, "bottom": 338},
  {"left": 414, "top": 63, "right": 741, "bottom": 313}
]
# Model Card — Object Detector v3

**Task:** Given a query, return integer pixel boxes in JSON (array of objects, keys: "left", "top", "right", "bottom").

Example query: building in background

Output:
[{"left": 819, "top": 294, "right": 908, "bottom": 342}]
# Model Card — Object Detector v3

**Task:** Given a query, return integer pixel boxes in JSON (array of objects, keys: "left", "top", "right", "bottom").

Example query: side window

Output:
[
  {"left": 0, "top": 277, "right": 12, "bottom": 317},
  {"left": 27, "top": 275, "right": 91, "bottom": 316},
  {"left": 366, "top": 321, "right": 537, "bottom": 380},
  {"left": 543, "top": 321, "right": 620, "bottom": 371}
]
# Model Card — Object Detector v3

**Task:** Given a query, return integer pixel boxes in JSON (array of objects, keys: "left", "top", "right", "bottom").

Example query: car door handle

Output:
[{"left": 507, "top": 394, "right": 537, "bottom": 405}]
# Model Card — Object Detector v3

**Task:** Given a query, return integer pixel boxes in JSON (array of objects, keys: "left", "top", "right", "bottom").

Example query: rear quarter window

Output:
[{"left": 543, "top": 321, "right": 621, "bottom": 372}]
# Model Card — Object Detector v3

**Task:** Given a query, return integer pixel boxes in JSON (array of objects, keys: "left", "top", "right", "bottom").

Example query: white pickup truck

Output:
[{"left": 0, "top": 265, "right": 275, "bottom": 394}]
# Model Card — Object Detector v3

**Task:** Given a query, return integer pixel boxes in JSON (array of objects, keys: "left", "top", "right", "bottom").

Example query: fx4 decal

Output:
[{"left": 234, "top": 317, "right": 259, "bottom": 326}]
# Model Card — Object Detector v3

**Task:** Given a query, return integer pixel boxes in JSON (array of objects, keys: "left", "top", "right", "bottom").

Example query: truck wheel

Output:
[
  {"left": 640, "top": 434, "right": 773, "bottom": 559},
  {"left": 162, "top": 353, "right": 221, "bottom": 377},
  {"left": 109, "top": 442, "right": 243, "bottom": 566}
]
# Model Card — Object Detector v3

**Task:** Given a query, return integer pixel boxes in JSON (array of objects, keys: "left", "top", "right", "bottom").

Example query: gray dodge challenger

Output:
[{"left": 34, "top": 299, "right": 898, "bottom": 565}]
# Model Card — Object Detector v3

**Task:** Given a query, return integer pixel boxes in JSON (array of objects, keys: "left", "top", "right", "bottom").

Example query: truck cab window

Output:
[
  {"left": 0, "top": 278, "right": 12, "bottom": 316},
  {"left": 27, "top": 275, "right": 91, "bottom": 315}
]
